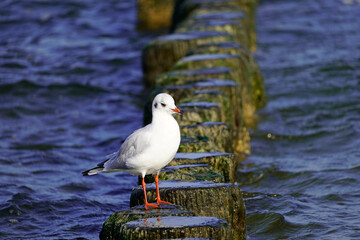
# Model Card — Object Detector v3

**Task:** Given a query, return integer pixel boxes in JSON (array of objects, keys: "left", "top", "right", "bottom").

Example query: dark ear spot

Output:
[{"left": 154, "top": 102, "right": 158, "bottom": 108}]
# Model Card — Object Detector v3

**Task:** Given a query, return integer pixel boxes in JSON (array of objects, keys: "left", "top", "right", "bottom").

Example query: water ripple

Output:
[{"left": 245, "top": 4, "right": 360, "bottom": 236}]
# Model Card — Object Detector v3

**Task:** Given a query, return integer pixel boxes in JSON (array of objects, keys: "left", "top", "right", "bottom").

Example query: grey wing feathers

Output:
[
  {"left": 83, "top": 125, "right": 153, "bottom": 175},
  {"left": 82, "top": 152, "right": 117, "bottom": 176},
  {"left": 105, "top": 152, "right": 117, "bottom": 159},
  {"left": 104, "top": 125, "right": 152, "bottom": 170},
  {"left": 118, "top": 126, "right": 152, "bottom": 160}
]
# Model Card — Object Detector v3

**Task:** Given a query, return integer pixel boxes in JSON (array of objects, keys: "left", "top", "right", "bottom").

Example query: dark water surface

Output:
[
  {"left": 1, "top": 0, "right": 360, "bottom": 239},
  {"left": 241, "top": 0, "right": 360, "bottom": 239},
  {"left": 0, "top": 0, "right": 154, "bottom": 239}
]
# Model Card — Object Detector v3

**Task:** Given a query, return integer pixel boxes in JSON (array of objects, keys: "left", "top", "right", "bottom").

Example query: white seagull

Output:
[{"left": 82, "top": 93, "right": 181, "bottom": 209}]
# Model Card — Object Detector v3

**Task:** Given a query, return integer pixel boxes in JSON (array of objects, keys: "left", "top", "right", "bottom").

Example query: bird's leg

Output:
[
  {"left": 155, "top": 174, "right": 172, "bottom": 206},
  {"left": 142, "top": 176, "right": 158, "bottom": 210}
]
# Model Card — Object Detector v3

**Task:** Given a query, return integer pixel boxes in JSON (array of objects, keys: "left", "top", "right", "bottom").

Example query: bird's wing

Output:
[
  {"left": 104, "top": 125, "right": 152, "bottom": 170},
  {"left": 119, "top": 125, "right": 152, "bottom": 161},
  {"left": 105, "top": 152, "right": 117, "bottom": 159}
]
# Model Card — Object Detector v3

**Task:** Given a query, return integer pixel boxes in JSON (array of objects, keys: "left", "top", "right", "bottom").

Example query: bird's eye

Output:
[{"left": 161, "top": 103, "right": 166, "bottom": 107}]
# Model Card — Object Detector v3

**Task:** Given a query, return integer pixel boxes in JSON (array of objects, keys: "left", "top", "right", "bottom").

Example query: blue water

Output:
[
  {"left": 0, "top": 1, "right": 154, "bottom": 239},
  {"left": 241, "top": 0, "right": 360, "bottom": 239},
  {"left": 1, "top": 0, "right": 360, "bottom": 239}
]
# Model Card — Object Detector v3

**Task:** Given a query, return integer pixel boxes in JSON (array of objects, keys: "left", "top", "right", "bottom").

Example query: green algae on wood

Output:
[
  {"left": 155, "top": 79, "right": 244, "bottom": 129},
  {"left": 155, "top": 67, "right": 235, "bottom": 87},
  {"left": 181, "top": 9, "right": 250, "bottom": 49},
  {"left": 173, "top": 53, "right": 256, "bottom": 126},
  {"left": 171, "top": 152, "right": 236, "bottom": 183},
  {"left": 160, "top": 164, "right": 225, "bottom": 183},
  {"left": 181, "top": 89, "right": 237, "bottom": 126},
  {"left": 172, "top": 0, "right": 258, "bottom": 51},
  {"left": 144, "top": 80, "right": 250, "bottom": 153},
  {"left": 176, "top": 101, "right": 222, "bottom": 125},
  {"left": 137, "top": 0, "right": 175, "bottom": 30},
  {"left": 179, "top": 135, "right": 220, "bottom": 154},
  {"left": 100, "top": 204, "right": 195, "bottom": 240},
  {"left": 130, "top": 180, "right": 246, "bottom": 239},
  {"left": 189, "top": 43, "right": 266, "bottom": 109},
  {"left": 176, "top": 96, "right": 249, "bottom": 153},
  {"left": 176, "top": 90, "right": 249, "bottom": 154},
  {"left": 174, "top": 53, "right": 244, "bottom": 73},
  {"left": 138, "top": 164, "right": 225, "bottom": 184},
  {"left": 119, "top": 216, "right": 231, "bottom": 240},
  {"left": 173, "top": 54, "right": 250, "bottom": 103},
  {"left": 190, "top": 8, "right": 252, "bottom": 47},
  {"left": 172, "top": 0, "right": 252, "bottom": 29},
  {"left": 143, "top": 84, "right": 235, "bottom": 127},
  {"left": 146, "top": 78, "right": 243, "bottom": 126},
  {"left": 154, "top": 77, "right": 240, "bottom": 105},
  {"left": 176, "top": 19, "right": 248, "bottom": 47},
  {"left": 142, "top": 31, "right": 235, "bottom": 87},
  {"left": 188, "top": 41, "right": 246, "bottom": 55},
  {"left": 179, "top": 121, "right": 233, "bottom": 153},
  {"left": 189, "top": 42, "right": 266, "bottom": 110}
]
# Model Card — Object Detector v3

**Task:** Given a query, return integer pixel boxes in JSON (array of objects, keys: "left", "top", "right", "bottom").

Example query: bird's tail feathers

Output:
[
  {"left": 82, "top": 155, "right": 115, "bottom": 176},
  {"left": 82, "top": 166, "right": 104, "bottom": 176},
  {"left": 82, "top": 158, "right": 108, "bottom": 176}
]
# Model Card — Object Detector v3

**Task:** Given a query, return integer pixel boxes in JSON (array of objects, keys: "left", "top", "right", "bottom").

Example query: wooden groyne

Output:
[{"left": 100, "top": 0, "right": 266, "bottom": 239}]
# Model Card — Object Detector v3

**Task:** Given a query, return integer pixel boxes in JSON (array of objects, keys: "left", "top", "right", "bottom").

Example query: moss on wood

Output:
[
  {"left": 179, "top": 90, "right": 250, "bottom": 153},
  {"left": 138, "top": 164, "right": 225, "bottom": 184},
  {"left": 143, "top": 31, "right": 235, "bottom": 87},
  {"left": 155, "top": 67, "right": 235, "bottom": 87},
  {"left": 172, "top": 0, "right": 258, "bottom": 51},
  {"left": 161, "top": 164, "right": 225, "bottom": 183},
  {"left": 137, "top": 0, "right": 175, "bottom": 30},
  {"left": 183, "top": 9, "right": 250, "bottom": 48},
  {"left": 180, "top": 121, "right": 233, "bottom": 153},
  {"left": 146, "top": 79, "right": 250, "bottom": 153},
  {"left": 176, "top": 19, "right": 248, "bottom": 47},
  {"left": 100, "top": 204, "right": 195, "bottom": 240},
  {"left": 172, "top": 53, "right": 256, "bottom": 126},
  {"left": 176, "top": 101, "right": 222, "bottom": 125},
  {"left": 190, "top": 42, "right": 267, "bottom": 110},
  {"left": 145, "top": 79, "right": 243, "bottom": 128},
  {"left": 119, "top": 216, "right": 231, "bottom": 240},
  {"left": 172, "top": 152, "right": 236, "bottom": 183},
  {"left": 130, "top": 180, "right": 246, "bottom": 239},
  {"left": 189, "top": 41, "right": 246, "bottom": 55}
]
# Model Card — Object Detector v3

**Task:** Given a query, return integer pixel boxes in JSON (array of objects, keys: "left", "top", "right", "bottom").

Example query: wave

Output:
[{"left": 0, "top": 80, "right": 108, "bottom": 95}]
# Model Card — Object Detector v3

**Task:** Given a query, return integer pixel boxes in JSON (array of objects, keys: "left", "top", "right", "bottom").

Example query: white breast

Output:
[{"left": 122, "top": 112, "right": 180, "bottom": 176}]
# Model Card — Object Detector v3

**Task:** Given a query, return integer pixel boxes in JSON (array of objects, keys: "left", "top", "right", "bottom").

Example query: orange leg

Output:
[
  {"left": 155, "top": 174, "right": 172, "bottom": 206},
  {"left": 142, "top": 176, "right": 158, "bottom": 210}
]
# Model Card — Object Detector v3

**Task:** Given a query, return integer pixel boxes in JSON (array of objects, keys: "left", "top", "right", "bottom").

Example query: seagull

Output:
[{"left": 82, "top": 93, "right": 181, "bottom": 209}]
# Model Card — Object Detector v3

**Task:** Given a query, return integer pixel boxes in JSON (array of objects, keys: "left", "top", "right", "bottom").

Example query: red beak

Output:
[{"left": 171, "top": 107, "right": 181, "bottom": 114}]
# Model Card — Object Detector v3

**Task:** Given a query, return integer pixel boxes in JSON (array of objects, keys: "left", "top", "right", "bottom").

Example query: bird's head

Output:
[{"left": 152, "top": 93, "right": 181, "bottom": 115}]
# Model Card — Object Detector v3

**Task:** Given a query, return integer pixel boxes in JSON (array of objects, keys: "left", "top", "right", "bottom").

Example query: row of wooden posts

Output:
[{"left": 100, "top": 0, "right": 266, "bottom": 239}]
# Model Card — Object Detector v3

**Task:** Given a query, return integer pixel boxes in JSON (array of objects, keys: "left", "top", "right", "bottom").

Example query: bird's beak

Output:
[{"left": 171, "top": 107, "right": 181, "bottom": 114}]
